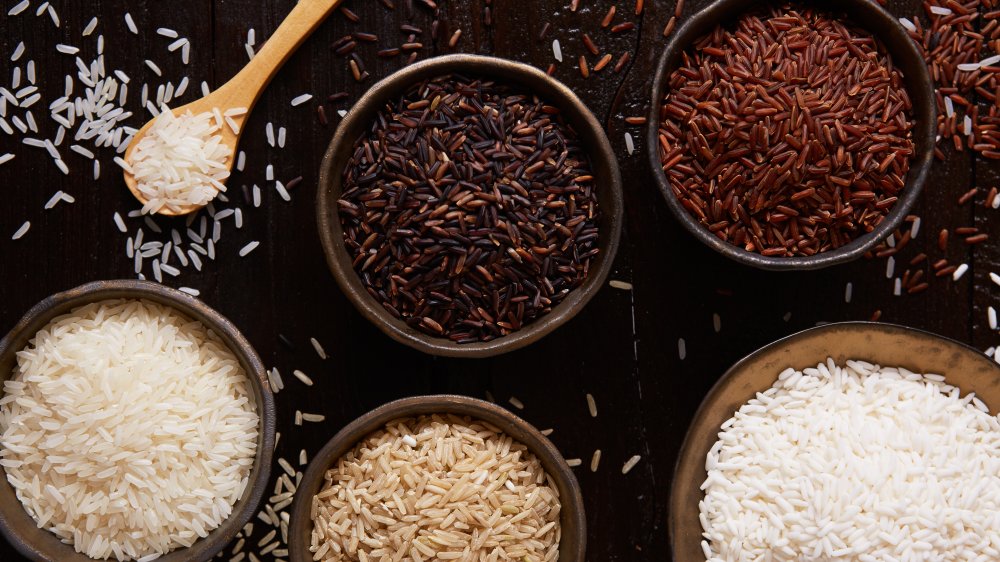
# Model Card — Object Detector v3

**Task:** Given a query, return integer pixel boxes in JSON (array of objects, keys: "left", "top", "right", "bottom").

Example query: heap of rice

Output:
[
  {"left": 309, "top": 415, "right": 562, "bottom": 562},
  {"left": 700, "top": 359, "right": 1000, "bottom": 562},
  {"left": 0, "top": 299, "right": 259, "bottom": 561},
  {"left": 126, "top": 108, "right": 232, "bottom": 214}
]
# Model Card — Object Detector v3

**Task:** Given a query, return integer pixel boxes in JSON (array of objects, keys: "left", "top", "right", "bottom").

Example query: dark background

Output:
[{"left": 1, "top": 0, "right": 997, "bottom": 560}]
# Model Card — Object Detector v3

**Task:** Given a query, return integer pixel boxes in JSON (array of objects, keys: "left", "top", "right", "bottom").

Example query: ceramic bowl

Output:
[
  {"left": 670, "top": 322, "right": 1000, "bottom": 560},
  {"left": 317, "top": 54, "right": 624, "bottom": 357},
  {"left": 647, "top": 0, "right": 936, "bottom": 270},
  {"left": 288, "top": 394, "right": 587, "bottom": 561},
  {"left": 0, "top": 280, "right": 276, "bottom": 562}
]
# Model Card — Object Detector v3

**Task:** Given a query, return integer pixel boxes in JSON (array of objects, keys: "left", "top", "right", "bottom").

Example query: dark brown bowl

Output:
[
  {"left": 317, "top": 54, "right": 624, "bottom": 357},
  {"left": 647, "top": 0, "right": 936, "bottom": 270},
  {"left": 670, "top": 322, "right": 1000, "bottom": 561},
  {"left": 288, "top": 395, "right": 586, "bottom": 562},
  {"left": 0, "top": 280, "right": 276, "bottom": 562}
]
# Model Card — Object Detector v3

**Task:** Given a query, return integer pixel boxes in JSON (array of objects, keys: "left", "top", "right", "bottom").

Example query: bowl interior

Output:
[
  {"left": 289, "top": 395, "right": 587, "bottom": 562},
  {"left": 647, "top": 0, "right": 936, "bottom": 271},
  {"left": 317, "top": 54, "right": 624, "bottom": 357},
  {"left": 669, "top": 322, "right": 1000, "bottom": 562},
  {"left": 0, "top": 280, "right": 275, "bottom": 562}
]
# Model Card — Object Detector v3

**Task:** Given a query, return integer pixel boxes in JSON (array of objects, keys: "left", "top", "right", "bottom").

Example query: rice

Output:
[
  {"left": 953, "top": 263, "right": 969, "bottom": 280},
  {"left": 609, "top": 279, "right": 633, "bottom": 290},
  {"left": 127, "top": 108, "right": 232, "bottom": 214},
  {"left": 124, "top": 12, "right": 137, "bottom": 34},
  {"left": 239, "top": 241, "right": 259, "bottom": 257},
  {"left": 290, "top": 93, "right": 312, "bottom": 106},
  {"left": 167, "top": 37, "right": 188, "bottom": 53},
  {"left": 275, "top": 180, "right": 290, "bottom": 201},
  {"left": 8, "top": 0, "right": 29, "bottom": 16},
  {"left": 589, "top": 449, "right": 601, "bottom": 472},
  {"left": 0, "top": 299, "right": 259, "bottom": 561},
  {"left": 621, "top": 455, "right": 641, "bottom": 474},
  {"left": 309, "top": 337, "right": 328, "bottom": 360},
  {"left": 82, "top": 16, "right": 98, "bottom": 36},
  {"left": 700, "top": 359, "right": 1000, "bottom": 561},
  {"left": 292, "top": 369, "right": 313, "bottom": 386},
  {"left": 310, "top": 415, "right": 562, "bottom": 562},
  {"left": 11, "top": 220, "right": 30, "bottom": 240},
  {"left": 44, "top": 190, "right": 64, "bottom": 209}
]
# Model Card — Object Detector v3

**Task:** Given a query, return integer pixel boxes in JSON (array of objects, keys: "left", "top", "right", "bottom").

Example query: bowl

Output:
[
  {"left": 288, "top": 394, "right": 586, "bottom": 562},
  {"left": 317, "top": 54, "right": 624, "bottom": 357},
  {"left": 669, "top": 322, "right": 1000, "bottom": 561},
  {"left": 647, "top": 0, "right": 936, "bottom": 271},
  {"left": 0, "top": 280, "right": 276, "bottom": 562}
]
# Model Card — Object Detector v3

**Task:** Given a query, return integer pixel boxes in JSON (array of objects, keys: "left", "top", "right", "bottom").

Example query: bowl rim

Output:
[
  {"left": 668, "top": 320, "right": 1000, "bottom": 560},
  {"left": 287, "top": 394, "right": 587, "bottom": 562},
  {"left": 0, "top": 280, "right": 276, "bottom": 562},
  {"left": 646, "top": 0, "right": 937, "bottom": 271},
  {"left": 316, "top": 53, "right": 625, "bottom": 358}
]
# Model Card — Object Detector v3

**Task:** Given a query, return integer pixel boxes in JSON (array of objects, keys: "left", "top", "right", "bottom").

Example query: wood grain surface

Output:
[{"left": 1, "top": 1, "right": 997, "bottom": 561}]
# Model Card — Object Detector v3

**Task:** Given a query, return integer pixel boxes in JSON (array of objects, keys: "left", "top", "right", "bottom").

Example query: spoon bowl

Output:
[
  {"left": 122, "top": 90, "right": 249, "bottom": 216},
  {"left": 122, "top": 0, "right": 344, "bottom": 216}
]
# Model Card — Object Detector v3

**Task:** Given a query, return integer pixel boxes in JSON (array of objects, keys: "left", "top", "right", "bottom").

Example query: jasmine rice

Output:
[
  {"left": 0, "top": 299, "right": 259, "bottom": 561},
  {"left": 700, "top": 359, "right": 1000, "bottom": 562}
]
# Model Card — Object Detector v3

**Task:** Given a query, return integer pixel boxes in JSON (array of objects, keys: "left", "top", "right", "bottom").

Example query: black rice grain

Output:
[{"left": 338, "top": 74, "right": 600, "bottom": 342}]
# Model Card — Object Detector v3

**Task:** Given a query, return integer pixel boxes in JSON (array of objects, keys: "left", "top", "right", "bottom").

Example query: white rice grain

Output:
[
  {"left": 82, "top": 17, "right": 98, "bottom": 36},
  {"left": 239, "top": 241, "right": 259, "bottom": 257},
  {"left": 290, "top": 93, "right": 313, "bottom": 106},
  {"left": 953, "top": 263, "right": 969, "bottom": 281},
  {"left": 11, "top": 220, "right": 30, "bottom": 240},
  {"left": 8, "top": 0, "right": 29, "bottom": 16},
  {"left": 124, "top": 12, "right": 138, "bottom": 34},
  {"left": 10, "top": 41, "right": 25, "bottom": 62}
]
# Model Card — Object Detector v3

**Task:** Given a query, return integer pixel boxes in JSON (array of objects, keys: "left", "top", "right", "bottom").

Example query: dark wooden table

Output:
[{"left": 1, "top": 1, "right": 997, "bottom": 560}]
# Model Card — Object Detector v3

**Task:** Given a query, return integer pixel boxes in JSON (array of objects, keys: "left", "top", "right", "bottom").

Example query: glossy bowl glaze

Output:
[
  {"left": 288, "top": 394, "right": 586, "bottom": 562},
  {"left": 670, "top": 322, "right": 1000, "bottom": 561},
  {"left": 0, "top": 280, "right": 276, "bottom": 562},
  {"left": 317, "top": 54, "right": 624, "bottom": 357},
  {"left": 647, "top": 0, "right": 936, "bottom": 270}
]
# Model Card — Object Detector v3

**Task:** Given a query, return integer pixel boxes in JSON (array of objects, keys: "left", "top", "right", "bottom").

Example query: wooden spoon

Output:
[{"left": 123, "top": 0, "right": 343, "bottom": 216}]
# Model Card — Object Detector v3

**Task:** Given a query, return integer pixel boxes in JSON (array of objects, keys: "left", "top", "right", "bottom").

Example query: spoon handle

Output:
[{"left": 219, "top": 0, "right": 344, "bottom": 109}]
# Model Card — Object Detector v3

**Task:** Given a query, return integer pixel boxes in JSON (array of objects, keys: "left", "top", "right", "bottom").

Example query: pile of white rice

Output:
[
  {"left": 310, "top": 414, "right": 562, "bottom": 562},
  {"left": 126, "top": 108, "right": 232, "bottom": 214},
  {"left": 700, "top": 359, "right": 1000, "bottom": 562},
  {"left": 0, "top": 299, "right": 259, "bottom": 561}
]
